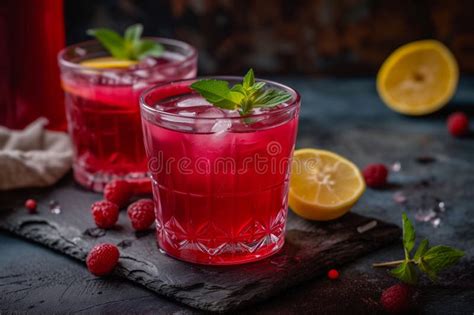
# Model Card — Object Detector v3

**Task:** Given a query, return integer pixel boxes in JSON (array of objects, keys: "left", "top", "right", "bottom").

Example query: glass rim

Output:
[
  {"left": 140, "top": 76, "right": 301, "bottom": 121},
  {"left": 57, "top": 37, "right": 197, "bottom": 73}
]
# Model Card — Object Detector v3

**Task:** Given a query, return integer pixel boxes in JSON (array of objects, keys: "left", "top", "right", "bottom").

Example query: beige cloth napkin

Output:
[{"left": 0, "top": 118, "right": 73, "bottom": 190}]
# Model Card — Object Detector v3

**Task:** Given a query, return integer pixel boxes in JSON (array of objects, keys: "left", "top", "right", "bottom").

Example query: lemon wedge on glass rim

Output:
[
  {"left": 288, "top": 149, "right": 365, "bottom": 221},
  {"left": 80, "top": 56, "right": 138, "bottom": 69},
  {"left": 377, "top": 40, "right": 458, "bottom": 115}
]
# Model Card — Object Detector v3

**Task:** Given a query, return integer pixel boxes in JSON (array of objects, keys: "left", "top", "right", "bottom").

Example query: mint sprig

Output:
[
  {"left": 190, "top": 69, "right": 292, "bottom": 116},
  {"left": 87, "top": 24, "right": 164, "bottom": 61},
  {"left": 373, "top": 213, "right": 464, "bottom": 284}
]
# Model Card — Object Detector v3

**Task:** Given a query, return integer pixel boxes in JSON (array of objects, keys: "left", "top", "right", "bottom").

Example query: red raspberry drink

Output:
[
  {"left": 141, "top": 78, "right": 300, "bottom": 265},
  {"left": 58, "top": 39, "right": 197, "bottom": 191}
]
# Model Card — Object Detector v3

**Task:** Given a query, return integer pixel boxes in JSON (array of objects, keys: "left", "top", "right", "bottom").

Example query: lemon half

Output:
[
  {"left": 289, "top": 149, "right": 365, "bottom": 221},
  {"left": 377, "top": 40, "right": 458, "bottom": 115}
]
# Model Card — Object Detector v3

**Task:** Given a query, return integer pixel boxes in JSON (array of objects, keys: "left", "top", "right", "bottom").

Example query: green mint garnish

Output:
[
  {"left": 87, "top": 24, "right": 164, "bottom": 61},
  {"left": 190, "top": 69, "right": 292, "bottom": 116},
  {"left": 373, "top": 213, "right": 464, "bottom": 284}
]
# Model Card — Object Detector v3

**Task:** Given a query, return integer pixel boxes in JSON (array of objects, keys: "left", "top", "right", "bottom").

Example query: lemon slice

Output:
[
  {"left": 377, "top": 40, "right": 458, "bottom": 115},
  {"left": 80, "top": 56, "right": 138, "bottom": 69},
  {"left": 289, "top": 149, "right": 365, "bottom": 221}
]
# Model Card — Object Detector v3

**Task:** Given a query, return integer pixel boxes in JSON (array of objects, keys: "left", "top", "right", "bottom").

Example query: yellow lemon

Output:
[
  {"left": 289, "top": 149, "right": 365, "bottom": 221},
  {"left": 80, "top": 56, "right": 138, "bottom": 69},
  {"left": 377, "top": 40, "right": 458, "bottom": 115}
]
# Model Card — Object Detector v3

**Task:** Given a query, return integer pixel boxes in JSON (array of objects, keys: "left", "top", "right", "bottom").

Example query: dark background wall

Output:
[{"left": 65, "top": 0, "right": 474, "bottom": 76}]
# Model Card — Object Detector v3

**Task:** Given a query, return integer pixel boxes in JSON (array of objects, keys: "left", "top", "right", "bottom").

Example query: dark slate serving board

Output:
[{"left": 0, "top": 175, "right": 400, "bottom": 312}]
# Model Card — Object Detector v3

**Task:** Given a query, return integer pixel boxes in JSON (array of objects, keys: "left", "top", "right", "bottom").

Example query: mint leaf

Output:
[
  {"left": 190, "top": 80, "right": 243, "bottom": 110},
  {"left": 124, "top": 24, "right": 143, "bottom": 43},
  {"left": 423, "top": 245, "right": 464, "bottom": 273},
  {"left": 391, "top": 261, "right": 418, "bottom": 285},
  {"left": 374, "top": 213, "right": 465, "bottom": 285},
  {"left": 253, "top": 89, "right": 293, "bottom": 108},
  {"left": 87, "top": 28, "right": 127, "bottom": 59},
  {"left": 414, "top": 239, "right": 429, "bottom": 261},
  {"left": 418, "top": 259, "right": 438, "bottom": 281},
  {"left": 134, "top": 39, "right": 164, "bottom": 60},
  {"left": 243, "top": 69, "right": 255, "bottom": 89},
  {"left": 251, "top": 81, "right": 266, "bottom": 91},
  {"left": 191, "top": 69, "right": 292, "bottom": 116},
  {"left": 402, "top": 212, "right": 416, "bottom": 257},
  {"left": 230, "top": 84, "right": 246, "bottom": 95},
  {"left": 87, "top": 24, "right": 164, "bottom": 61}
]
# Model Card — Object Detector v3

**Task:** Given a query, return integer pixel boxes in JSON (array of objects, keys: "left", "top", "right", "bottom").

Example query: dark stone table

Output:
[{"left": 1, "top": 78, "right": 473, "bottom": 314}]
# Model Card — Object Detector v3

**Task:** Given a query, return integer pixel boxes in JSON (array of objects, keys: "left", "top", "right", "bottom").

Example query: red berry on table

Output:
[
  {"left": 127, "top": 199, "right": 155, "bottom": 231},
  {"left": 327, "top": 269, "right": 339, "bottom": 280},
  {"left": 380, "top": 283, "right": 415, "bottom": 313},
  {"left": 129, "top": 178, "right": 153, "bottom": 195},
  {"left": 104, "top": 179, "right": 133, "bottom": 208},
  {"left": 362, "top": 164, "right": 388, "bottom": 188},
  {"left": 25, "top": 199, "right": 37, "bottom": 213},
  {"left": 86, "top": 243, "right": 120, "bottom": 276},
  {"left": 91, "top": 200, "right": 119, "bottom": 229},
  {"left": 447, "top": 112, "right": 469, "bottom": 137}
]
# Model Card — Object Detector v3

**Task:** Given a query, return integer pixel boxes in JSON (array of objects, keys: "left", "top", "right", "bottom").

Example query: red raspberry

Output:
[
  {"left": 129, "top": 178, "right": 153, "bottom": 195},
  {"left": 447, "top": 112, "right": 469, "bottom": 137},
  {"left": 91, "top": 200, "right": 119, "bottom": 229},
  {"left": 327, "top": 269, "right": 339, "bottom": 280},
  {"left": 363, "top": 164, "right": 388, "bottom": 188},
  {"left": 25, "top": 199, "right": 37, "bottom": 214},
  {"left": 104, "top": 180, "right": 133, "bottom": 208},
  {"left": 380, "top": 283, "right": 415, "bottom": 313},
  {"left": 127, "top": 199, "right": 155, "bottom": 231},
  {"left": 86, "top": 243, "right": 120, "bottom": 276}
]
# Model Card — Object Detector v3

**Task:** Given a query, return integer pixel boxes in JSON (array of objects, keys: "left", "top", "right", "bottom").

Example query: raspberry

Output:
[
  {"left": 447, "top": 112, "right": 469, "bottom": 137},
  {"left": 129, "top": 178, "right": 153, "bottom": 195},
  {"left": 86, "top": 243, "right": 120, "bottom": 276},
  {"left": 327, "top": 269, "right": 339, "bottom": 280},
  {"left": 91, "top": 200, "right": 119, "bottom": 229},
  {"left": 127, "top": 199, "right": 155, "bottom": 231},
  {"left": 363, "top": 164, "right": 388, "bottom": 188},
  {"left": 25, "top": 199, "right": 37, "bottom": 214},
  {"left": 380, "top": 283, "right": 415, "bottom": 313},
  {"left": 104, "top": 179, "right": 133, "bottom": 208}
]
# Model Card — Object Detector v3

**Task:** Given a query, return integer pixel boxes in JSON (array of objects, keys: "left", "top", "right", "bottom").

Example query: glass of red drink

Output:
[
  {"left": 140, "top": 77, "right": 300, "bottom": 265},
  {"left": 58, "top": 39, "right": 197, "bottom": 191}
]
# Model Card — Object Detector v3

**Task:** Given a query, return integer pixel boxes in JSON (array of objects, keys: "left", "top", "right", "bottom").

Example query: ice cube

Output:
[
  {"left": 195, "top": 107, "right": 226, "bottom": 133},
  {"left": 197, "top": 107, "right": 226, "bottom": 118},
  {"left": 49, "top": 200, "right": 62, "bottom": 214},
  {"left": 392, "top": 191, "right": 407, "bottom": 204},
  {"left": 177, "top": 110, "right": 197, "bottom": 117},
  {"left": 177, "top": 96, "right": 211, "bottom": 108},
  {"left": 147, "top": 72, "right": 167, "bottom": 82},
  {"left": 133, "top": 81, "right": 149, "bottom": 91},
  {"left": 139, "top": 57, "right": 158, "bottom": 68},
  {"left": 391, "top": 162, "right": 402, "bottom": 172},
  {"left": 415, "top": 208, "right": 436, "bottom": 222},
  {"left": 102, "top": 71, "right": 133, "bottom": 85},
  {"left": 134, "top": 69, "right": 150, "bottom": 79},
  {"left": 432, "top": 218, "right": 441, "bottom": 228},
  {"left": 211, "top": 119, "right": 232, "bottom": 134}
]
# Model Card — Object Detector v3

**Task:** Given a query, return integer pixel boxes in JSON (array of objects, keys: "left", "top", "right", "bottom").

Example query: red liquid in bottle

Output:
[{"left": 0, "top": 0, "right": 66, "bottom": 130}]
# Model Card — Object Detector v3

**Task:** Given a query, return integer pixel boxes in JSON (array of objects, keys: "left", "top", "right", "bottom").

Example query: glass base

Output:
[
  {"left": 73, "top": 164, "right": 148, "bottom": 192},
  {"left": 155, "top": 229, "right": 285, "bottom": 265}
]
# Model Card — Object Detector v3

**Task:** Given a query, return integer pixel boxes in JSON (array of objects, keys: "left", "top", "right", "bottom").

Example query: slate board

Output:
[{"left": 0, "top": 174, "right": 400, "bottom": 312}]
